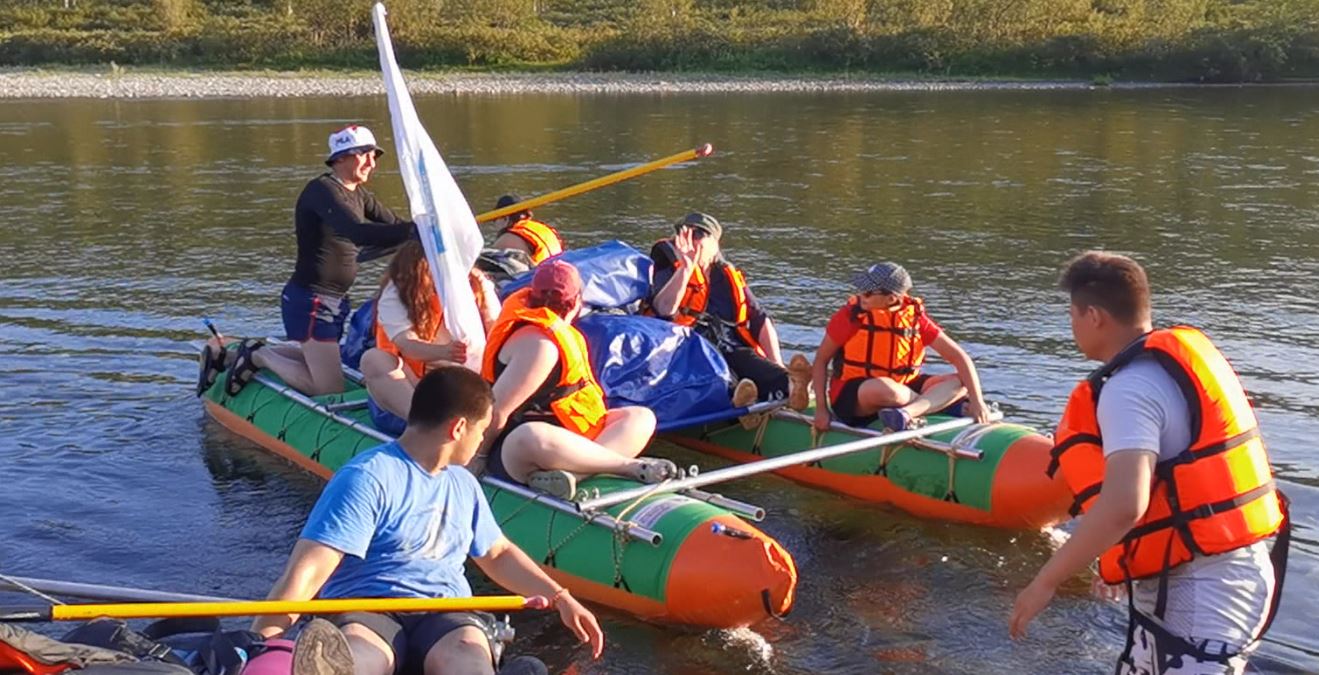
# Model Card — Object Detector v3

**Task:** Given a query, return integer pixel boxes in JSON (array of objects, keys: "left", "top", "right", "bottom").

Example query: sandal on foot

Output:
[
  {"left": 292, "top": 618, "right": 353, "bottom": 675},
  {"left": 634, "top": 457, "right": 678, "bottom": 484},
  {"left": 527, "top": 470, "right": 578, "bottom": 501},
  {"left": 223, "top": 338, "right": 265, "bottom": 397},
  {"left": 787, "top": 354, "right": 812, "bottom": 411},
  {"left": 195, "top": 342, "right": 227, "bottom": 397},
  {"left": 879, "top": 407, "right": 912, "bottom": 433}
]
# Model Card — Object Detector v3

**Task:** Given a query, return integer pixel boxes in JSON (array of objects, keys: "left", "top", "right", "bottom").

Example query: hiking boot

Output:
[
  {"left": 787, "top": 354, "right": 812, "bottom": 411},
  {"left": 879, "top": 408, "right": 912, "bottom": 433},
  {"left": 527, "top": 470, "right": 578, "bottom": 501},
  {"left": 292, "top": 618, "right": 353, "bottom": 675},
  {"left": 731, "top": 379, "right": 764, "bottom": 430},
  {"left": 634, "top": 457, "right": 678, "bottom": 484}
]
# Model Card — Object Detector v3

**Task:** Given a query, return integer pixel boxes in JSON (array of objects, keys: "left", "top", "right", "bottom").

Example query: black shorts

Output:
[
  {"left": 329, "top": 611, "right": 496, "bottom": 675},
  {"left": 829, "top": 373, "right": 933, "bottom": 428}
]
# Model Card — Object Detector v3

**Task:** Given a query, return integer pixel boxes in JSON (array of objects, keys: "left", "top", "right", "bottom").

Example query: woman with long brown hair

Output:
[{"left": 361, "top": 240, "right": 499, "bottom": 435}]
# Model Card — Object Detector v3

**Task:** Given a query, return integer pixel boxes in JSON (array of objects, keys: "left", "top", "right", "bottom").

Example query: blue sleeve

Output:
[
  {"left": 462, "top": 470, "right": 503, "bottom": 558},
  {"left": 299, "top": 466, "right": 384, "bottom": 558}
]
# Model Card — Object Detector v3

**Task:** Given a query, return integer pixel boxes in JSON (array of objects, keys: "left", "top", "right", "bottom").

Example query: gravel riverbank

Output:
[{"left": 0, "top": 69, "right": 1126, "bottom": 99}]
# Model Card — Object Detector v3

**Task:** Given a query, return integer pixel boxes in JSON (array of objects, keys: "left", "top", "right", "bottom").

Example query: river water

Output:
[{"left": 1, "top": 86, "right": 1316, "bottom": 674}]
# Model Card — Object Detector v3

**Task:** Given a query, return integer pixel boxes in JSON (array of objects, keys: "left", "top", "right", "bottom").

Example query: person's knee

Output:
[
  {"left": 859, "top": 378, "right": 911, "bottom": 407},
  {"left": 423, "top": 626, "right": 493, "bottom": 675},
  {"left": 340, "top": 624, "right": 394, "bottom": 675},
  {"left": 617, "top": 406, "right": 656, "bottom": 433},
  {"left": 360, "top": 349, "right": 401, "bottom": 378},
  {"left": 499, "top": 424, "right": 554, "bottom": 481}
]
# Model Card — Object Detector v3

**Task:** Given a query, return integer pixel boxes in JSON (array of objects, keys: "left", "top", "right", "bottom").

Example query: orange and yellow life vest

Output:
[
  {"left": 481, "top": 306, "right": 607, "bottom": 440},
  {"left": 500, "top": 218, "right": 563, "bottom": 265},
  {"left": 1047, "top": 326, "right": 1284, "bottom": 584},
  {"left": 832, "top": 296, "right": 927, "bottom": 386},
  {"left": 650, "top": 241, "right": 765, "bottom": 356}
]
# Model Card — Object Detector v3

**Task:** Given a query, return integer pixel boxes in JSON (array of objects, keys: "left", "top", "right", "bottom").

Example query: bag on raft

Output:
[
  {"left": 340, "top": 297, "right": 378, "bottom": 370},
  {"left": 474, "top": 248, "right": 534, "bottom": 286},
  {"left": 576, "top": 313, "right": 735, "bottom": 425},
  {"left": 0, "top": 621, "right": 191, "bottom": 675},
  {"left": 52, "top": 618, "right": 266, "bottom": 675},
  {"left": 500, "top": 240, "right": 652, "bottom": 311}
]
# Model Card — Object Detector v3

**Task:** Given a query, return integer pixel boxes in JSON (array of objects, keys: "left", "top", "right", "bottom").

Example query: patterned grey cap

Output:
[{"left": 851, "top": 262, "right": 912, "bottom": 294}]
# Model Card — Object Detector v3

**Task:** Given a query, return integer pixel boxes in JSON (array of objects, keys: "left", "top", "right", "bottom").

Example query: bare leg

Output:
[
  {"left": 421, "top": 626, "right": 493, "bottom": 675},
  {"left": 499, "top": 422, "right": 654, "bottom": 483},
  {"left": 340, "top": 623, "right": 393, "bottom": 675},
  {"left": 251, "top": 345, "right": 316, "bottom": 393},
  {"left": 361, "top": 348, "right": 416, "bottom": 418},
  {"left": 853, "top": 377, "right": 919, "bottom": 416},
  {"left": 593, "top": 406, "right": 656, "bottom": 457},
  {"left": 900, "top": 374, "right": 965, "bottom": 418}
]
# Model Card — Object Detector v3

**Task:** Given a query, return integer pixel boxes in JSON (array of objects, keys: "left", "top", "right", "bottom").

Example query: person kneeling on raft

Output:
[
  {"left": 253, "top": 366, "right": 603, "bottom": 675},
  {"left": 360, "top": 240, "right": 501, "bottom": 435},
  {"left": 809, "top": 261, "right": 991, "bottom": 433},
  {"left": 646, "top": 212, "right": 811, "bottom": 422},
  {"left": 478, "top": 259, "right": 677, "bottom": 500}
]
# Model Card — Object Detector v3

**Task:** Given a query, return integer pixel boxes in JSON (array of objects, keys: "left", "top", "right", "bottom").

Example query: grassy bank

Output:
[{"left": 3, "top": 0, "right": 1318, "bottom": 82}]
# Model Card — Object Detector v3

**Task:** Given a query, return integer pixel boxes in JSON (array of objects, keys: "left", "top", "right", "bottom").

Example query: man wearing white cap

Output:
[{"left": 220, "top": 125, "right": 416, "bottom": 398}]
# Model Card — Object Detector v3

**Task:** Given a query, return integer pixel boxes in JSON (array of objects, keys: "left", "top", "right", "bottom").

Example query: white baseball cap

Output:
[{"left": 325, "top": 125, "right": 384, "bottom": 165}]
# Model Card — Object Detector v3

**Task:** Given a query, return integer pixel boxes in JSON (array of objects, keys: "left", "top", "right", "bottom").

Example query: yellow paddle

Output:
[
  {"left": 1, "top": 595, "right": 549, "bottom": 622},
  {"left": 474, "top": 143, "right": 715, "bottom": 224}
]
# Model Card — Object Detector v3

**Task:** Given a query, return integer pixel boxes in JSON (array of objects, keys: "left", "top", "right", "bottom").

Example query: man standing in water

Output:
[
  {"left": 220, "top": 125, "right": 416, "bottom": 398},
  {"left": 1010, "top": 251, "right": 1287, "bottom": 674},
  {"left": 253, "top": 366, "right": 603, "bottom": 675}
]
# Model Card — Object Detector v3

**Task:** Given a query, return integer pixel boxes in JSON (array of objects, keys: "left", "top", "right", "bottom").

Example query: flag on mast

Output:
[{"left": 372, "top": 2, "right": 486, "bottom": 371}]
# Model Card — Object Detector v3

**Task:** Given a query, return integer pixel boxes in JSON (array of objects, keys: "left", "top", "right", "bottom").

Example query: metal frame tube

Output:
[
  {"left": 0, "top": 576, "right": 233, "bottom": 604},
  {"left": 656, "top": 399, "right": 785, "bottom": 433},
  {"left": 680, "top": 487, "right": 766, "bottom": 522},
  {"left": 773, "top": 409, "right": 987, "bottom": 460},
  {"left": 248, "top": 374, "right": 661, "bottom": 545},
  {"left": 578, "top": 414, "right": 998, "bottom": 512}
]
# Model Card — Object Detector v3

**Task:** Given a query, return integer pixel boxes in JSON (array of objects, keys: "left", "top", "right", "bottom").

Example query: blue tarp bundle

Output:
[
  {"left": 500, "top": 240, "right": 652, "bottom": 311},
  {"left": 577, "top": 313, "right": 734, "bottom": 425},
  {"left": 340, "top": 297, "right": 377, "bottom": 370}
]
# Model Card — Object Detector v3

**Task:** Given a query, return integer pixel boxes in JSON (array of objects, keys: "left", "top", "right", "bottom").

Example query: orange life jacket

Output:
[
  {"left": 1047, "top": 326, "right": 1284, "bottom": 584},
  {"left": 481, "top": 306, "right": 607, "bottom": 440},
  {"left": 373, "top": 273, "right": 491, "bottom": 379},
  {"left": 500, "top": 218, "right": 563, "bottom": 265},
  {"left": 832, "top": 296, "right": 927, "bottom": 386},
  {"left": 650, "top": 241, "right": 765, "bottom": 356}
]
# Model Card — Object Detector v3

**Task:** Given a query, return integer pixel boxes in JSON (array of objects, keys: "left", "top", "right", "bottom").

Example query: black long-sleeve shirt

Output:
[{"left": 290, "top": 174, "right": 414, "bottom": 295}]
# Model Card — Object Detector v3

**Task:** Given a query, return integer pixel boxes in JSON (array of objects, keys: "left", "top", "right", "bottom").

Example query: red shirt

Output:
[{"left": 825, "top": 302, "right": 942, "bottom": 400}]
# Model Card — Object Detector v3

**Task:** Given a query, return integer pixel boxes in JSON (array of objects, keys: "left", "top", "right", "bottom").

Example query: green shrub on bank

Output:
[{"left": 2, "top": 0, "right": 1319, "bottom": 81}]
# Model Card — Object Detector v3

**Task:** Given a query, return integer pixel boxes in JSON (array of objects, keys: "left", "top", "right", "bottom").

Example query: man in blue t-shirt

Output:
[{"left": 253, "top": 366, "right": 603, "bottom": 675}]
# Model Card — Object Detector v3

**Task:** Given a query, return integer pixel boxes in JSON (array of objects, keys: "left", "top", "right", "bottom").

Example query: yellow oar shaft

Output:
[
  {"left": 47, "top": 595, "right": 540, "bottom": 621},
  {"left": 474, "top": 143, "right": 714, "bottom": 224}
]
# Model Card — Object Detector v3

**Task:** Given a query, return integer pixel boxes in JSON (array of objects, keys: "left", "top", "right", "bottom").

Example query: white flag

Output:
[{"left": 373, "top": 2, "right": 486, "bottom": 371}]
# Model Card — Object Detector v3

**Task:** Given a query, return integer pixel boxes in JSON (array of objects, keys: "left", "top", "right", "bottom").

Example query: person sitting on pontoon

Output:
[
  {"left": 647, "top": 212, "right": 811, "bottom": 420},
  {"left": 207, "top": 125, "right": 416, "bottom": 400},
  {"left": 360, "top": 240, "right": 501, "bottom": 435},
  {"left": 253, "top": 366, "right": 602, "bottom": 675},
  {"left": 809, "top": 262, "right": 991, "bottom": 433},
  {"left": 479, "top": 259, "right": 676, "bottom": 500},
  {"left": 489, "top": 194, "right": 564, "bottom": 266}
]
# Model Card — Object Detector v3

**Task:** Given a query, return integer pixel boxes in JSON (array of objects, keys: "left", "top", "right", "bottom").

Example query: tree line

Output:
[{"left": 2, "top": 0, "right": 1317, "bottom": 81}]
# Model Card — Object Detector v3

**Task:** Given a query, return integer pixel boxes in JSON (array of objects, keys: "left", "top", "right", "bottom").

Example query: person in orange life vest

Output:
[
  {"left": 358, "top": 241, "right": 501, "bottom": 436},
  {"left": 1010, "top": 252, "right": 1285, "bottom": 674},
  {"left": 809, "top": 262, "right": 991, "bottom": 434},
  {"left": 478, "top": 260, "right": 678, "bottom": 500},
  {"left": 648, "top": 212, "right": 812, "bottom": 415},
  {"left": 490, "top": 194, "right": 564, "bottom": 266}
]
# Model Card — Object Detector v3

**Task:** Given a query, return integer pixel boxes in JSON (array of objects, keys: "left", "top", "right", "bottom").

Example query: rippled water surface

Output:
[{"left": 1, "top": 87, "right": 1317, "bottom": 674}]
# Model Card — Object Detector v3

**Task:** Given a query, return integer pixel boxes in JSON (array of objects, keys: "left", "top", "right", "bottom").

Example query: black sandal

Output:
[
  {"left": 224, "top": 339, "right": 265, "bottom": 397},
  {"left": 195, "top": 342, "right": 228, "bottom": 397}
]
